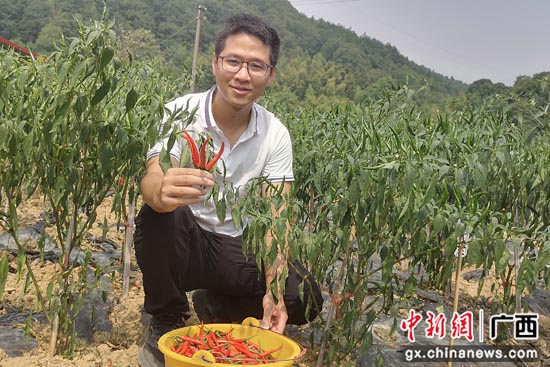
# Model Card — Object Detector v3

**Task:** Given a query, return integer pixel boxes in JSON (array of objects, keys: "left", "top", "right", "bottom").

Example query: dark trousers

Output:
[{"left": 134, "top": 204, "right": 323, "bottom": 325}]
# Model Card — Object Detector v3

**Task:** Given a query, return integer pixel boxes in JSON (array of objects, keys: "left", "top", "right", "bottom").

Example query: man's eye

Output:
[
  {"left": 249, "top": 63, "right": 267, "bottom": 72},
  {"left": 225, "top": 58, "right": 241, "bottom": 67}
]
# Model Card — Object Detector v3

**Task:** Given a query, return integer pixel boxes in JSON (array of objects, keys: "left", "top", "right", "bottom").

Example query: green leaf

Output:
[
  {"left": 0, "top": 125, "right": 7, "bottom": 146},
  {"left": 348, "top": 179, "right": 360, "bottom": 203},
  {"left": 102, "top": 216, "right": 109, "bottom": 238},
  {"left": 0, "top": 254, "right": 8, "bottom": 302},
  {"left": 231, "top": 204, "right": 242, "bottom": 228},
  {"left": 125, "top": 88, "right": 138, "bottom": 113},
  {"left": 216, "top": 198, "right": 227, "bottom": 224},
  {"left": 404, "top": 275, "right": 416, "bottom": 296},
  {"left": 445, "top": 237, "right": 457, "bottom": 258},
  {"left": 496, "top": 151, "right": 506, "bottom": 165},
  {"left": 158, "top": 149, "right": 172, "bottom": 174},
  {"left": 99, "top": 144, "right": 113, "bottom": 170},
  {"left": 46, "top": 281, "right": 54, "bottom": 299},
  {"left": 91, "top": 80, "right": 111, "bottom": 106},
  {"left": 494, "top": 239, "right": 509, "bottom": 275},
  {"left": 379, "top": 245, "right": 389, "bottom": 261},
  {"left": 375, "top": 351, "right": 385, "bottom": 367},
  {"left": 99, "top": 47, "right": 114, "bottom": 72},
  {"left": 86, "top": 30, "right": 99, "bottom": 44},
  {"left": 74, "top": 95, "right": 88, "bottom": 118},
  {"left": 433, "top": 213, "right": 445, "bottom": 234},
  {"left": 22, "top": 133, "right": 34, "bottom": 161}
]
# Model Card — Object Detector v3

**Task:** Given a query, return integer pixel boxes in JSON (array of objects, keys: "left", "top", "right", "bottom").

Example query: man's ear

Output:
[
  {"left": 211, "top": 54, "right": 218, "bottom": 76},
  {"left": 266, "top": 66, "right": 277, "bottom": 87}
]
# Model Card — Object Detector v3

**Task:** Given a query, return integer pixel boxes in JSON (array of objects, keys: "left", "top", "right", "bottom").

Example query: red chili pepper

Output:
[
  {"left": 182, "top": 132, "right": 224, "bottom": 171},
  {"left": 259, "top": 344, "right": 283, "bottom": 358},
  {"left": 176, "top": 341, "right": 189, "bottom": 355},
  {"left": 204, "top": 141, "right": 225, "bottom": 171},
  {"left": 199, "top": 136, "right": 211, "bottom": 169},
  {"left": 185, "top": 345, "right": 197, "bottom": 357},
  {"left": 199, "top": 321, "right": 205, "bottom": 339},
  {"left": 207, "top": 332, "right": 218, "bottom": 349},
  {"left": 182, "top": 131, "right": 200, "bottom": 167},
  {"left": 176, "top": 335, "right": 202, "bottom": 345},
  {"left": 171, "top": 326, "right": 282, "bottom": 364},
  {"left": 232, "top": 342, "right": 256, "bottom": 359}
]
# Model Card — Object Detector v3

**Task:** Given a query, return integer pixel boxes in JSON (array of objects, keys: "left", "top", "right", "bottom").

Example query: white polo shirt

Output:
[{"left": 147, "top": 87, "right": 294, "bottom": 237}]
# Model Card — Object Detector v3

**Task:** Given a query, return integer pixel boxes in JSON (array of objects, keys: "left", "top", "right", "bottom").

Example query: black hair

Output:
[{"left": 214, "top": 14, "right": 280, "bottom": 66}]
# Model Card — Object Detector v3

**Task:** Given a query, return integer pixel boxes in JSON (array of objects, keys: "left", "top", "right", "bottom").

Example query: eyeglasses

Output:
[{"left": 218, "top": 56, "right": 273, "bottom": 78}]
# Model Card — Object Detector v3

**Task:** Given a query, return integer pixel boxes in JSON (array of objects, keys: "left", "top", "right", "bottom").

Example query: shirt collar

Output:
[
  {"left": 202, "top": 86, "right": 215, "bottom": 129},
  {"left": 203, "top": 86, "right": 261, "bottom": 136}
]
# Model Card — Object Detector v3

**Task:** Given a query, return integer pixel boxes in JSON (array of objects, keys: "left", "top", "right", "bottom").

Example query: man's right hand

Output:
[{"left": 140, "top": 156, "right": 215, "bottom": 213}]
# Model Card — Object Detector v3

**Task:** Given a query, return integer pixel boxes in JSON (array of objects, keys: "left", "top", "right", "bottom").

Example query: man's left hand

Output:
[{"left": 261, "top": 293, "right": 288, "bottom": 334}]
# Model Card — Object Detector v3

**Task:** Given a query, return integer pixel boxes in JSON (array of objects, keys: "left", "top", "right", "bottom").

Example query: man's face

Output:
[{"left": 212, "top": 33, "right": 276, "bottom": 110}]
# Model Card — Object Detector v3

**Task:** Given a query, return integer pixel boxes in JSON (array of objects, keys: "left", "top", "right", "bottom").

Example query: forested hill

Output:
[{"left": 1, "top": 0, "right": 547, "bottom": 113}]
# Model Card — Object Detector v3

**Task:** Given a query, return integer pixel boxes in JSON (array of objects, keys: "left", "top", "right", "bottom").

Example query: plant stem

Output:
[
  {"left": 316, "top": 232, "right": 353, "bottom": 367},
  {"left": 50, "top": 204, "right": 77, "bottom": 357},
  {"left": 513, "top": 204, "right": 521, "bottom": 312},
  {"left": 308, "top": 187, "right": 315, "bottom": 234},
  {"left": 4, "top": 201, "right": 50, "bottom": 322},
  {"left": 63, "top": 206, "right": 77, "bottom": 269}
]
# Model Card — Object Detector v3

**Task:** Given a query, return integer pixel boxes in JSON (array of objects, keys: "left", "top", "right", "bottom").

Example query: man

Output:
[{"left": 134, "top": 13, "right": 323, "bottom": 367}]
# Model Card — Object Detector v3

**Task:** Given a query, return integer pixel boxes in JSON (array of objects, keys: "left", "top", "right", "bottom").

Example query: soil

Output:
[
  {"left": 0, "top": 195, "right": 549, "bottom": 367},
  {"left": 0, "top": 195, "right": 320, "bottom": 367}
]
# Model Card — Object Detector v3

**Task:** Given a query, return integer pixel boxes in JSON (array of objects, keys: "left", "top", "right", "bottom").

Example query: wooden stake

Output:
[
  {"left": 447, "top": 235, "right": 465, "bottom": 367},
  {"left": 122, "top": 195, "right": 136, "bottom": 298},
  {"left": 190, "top": 5, "right": 206, "bottom": 93}
]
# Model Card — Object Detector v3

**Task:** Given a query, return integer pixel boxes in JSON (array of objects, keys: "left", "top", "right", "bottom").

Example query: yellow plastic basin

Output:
[{"left": 158, "top": 318, "right": 302, "bottom": 367}]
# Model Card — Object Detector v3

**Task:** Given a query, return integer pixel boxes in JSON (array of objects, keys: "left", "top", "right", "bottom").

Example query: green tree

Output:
[
  {"left": 118, "top": 28, "right": 164, "bottom": 64},
  {"left": 0, "top": 0, "right": 25, "bottom": 40},
  {"left": 34, "top": 17, "right": 63, "bottom": 52}
]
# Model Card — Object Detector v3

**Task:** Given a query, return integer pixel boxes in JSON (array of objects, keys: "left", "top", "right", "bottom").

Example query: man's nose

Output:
[{"left": 235, "top": 62, "right": 251, "bottom": 79}]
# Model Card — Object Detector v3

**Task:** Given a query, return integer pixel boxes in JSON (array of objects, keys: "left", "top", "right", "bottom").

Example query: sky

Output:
[{"left": 289, "top": 0, "right": 550, "bottom": 86}]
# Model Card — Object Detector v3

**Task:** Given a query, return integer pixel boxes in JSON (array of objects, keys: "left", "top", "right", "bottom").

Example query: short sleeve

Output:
[{"left": 262, "top": 125, "right": 294, "bottom": 183}]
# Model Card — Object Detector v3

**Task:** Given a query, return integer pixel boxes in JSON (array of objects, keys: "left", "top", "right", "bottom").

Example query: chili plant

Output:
[
  {"left": 0, "top": 51, "right": 49, "bottom": 316},
  {"left": 14, "top": 18, "right": 174, "bottom": 356},
  {"left": 286, "top": 85, "right": 550, "bottom": 365}
]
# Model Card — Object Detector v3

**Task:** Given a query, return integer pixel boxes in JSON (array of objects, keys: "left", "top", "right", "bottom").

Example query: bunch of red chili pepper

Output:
[
  {"left": 169, "top": 324, "right": 283, "bottom": 365},
  {"left": 182, "top": 131, "right": 225, "bottom": 171}
]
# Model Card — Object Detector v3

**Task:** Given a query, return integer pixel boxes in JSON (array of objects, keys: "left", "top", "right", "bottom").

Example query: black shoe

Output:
[{"left": 138, "top": 312, "right": 186, "bottom": 367}]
